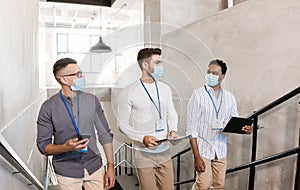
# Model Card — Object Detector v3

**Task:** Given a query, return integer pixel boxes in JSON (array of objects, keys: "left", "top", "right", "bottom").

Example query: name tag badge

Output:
[
  {"left": 156, "top": 119, "right": 166, "bottom": 132},
  {"left": 211, "top": 118, "right": 223, "bottom": 130},
  {"left": 79, "top": 146, "right": 88, "bottom": 153}
]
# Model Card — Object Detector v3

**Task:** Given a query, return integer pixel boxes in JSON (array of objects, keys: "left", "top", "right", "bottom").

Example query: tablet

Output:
[
  {"left": 155, "top": 135, "right": 192, "bottom": 143},
  {"left": 223, "top": 117, "right": 254, "bottom": 134}
]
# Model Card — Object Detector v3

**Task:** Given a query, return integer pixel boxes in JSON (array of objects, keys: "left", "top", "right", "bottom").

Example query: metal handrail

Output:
[
  {"left": 114, "top": 159, "right": 134, "bottom": 169},
  {"left": 246, "top": 86, "right": 300, "bottom": 120},
  {"left": 0, "top": 135, "right": 43, "bottom": 190},
  {"left": 44, "top": 156, "right": 50, "bottom": 190},
  {"left": 44, "top": 156, "right": 58, "bottom": 190},
  {"left": 172, "top": 147, "right": 192, "bottom": 190},
  {"left": 226, "top": 147, "right": 300, "bottom": 173},
  {"left": 113, "top": 142, "right": 132, "bottom": 155},
  {"left": 173, "top": 146, "right": 300, "bottom": 186},
  {"left": 246, "top": 86, "right": 299, "bottom": 190},
  {"left": 113, "top": 142, "right": 133, "bottom": 176}
]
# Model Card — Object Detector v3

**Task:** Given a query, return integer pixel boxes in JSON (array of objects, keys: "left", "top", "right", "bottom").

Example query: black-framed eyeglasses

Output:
[
  {"left": 207, "top": 70, "right": 220, "bottom": 76},
  {"left": 63, "top": 71, "right": 83, "bottom": 78}
]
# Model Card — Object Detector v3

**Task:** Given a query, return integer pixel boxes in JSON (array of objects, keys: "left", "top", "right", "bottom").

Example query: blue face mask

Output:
[
  {"left": 205, "top": 74, "right": 219, "bottom": 87},
  {"left": 151, "top": 65, "right": 164, "bottom": 79},
  {"left": 71, "top": 77, "right": 86, "bottom": 91}
]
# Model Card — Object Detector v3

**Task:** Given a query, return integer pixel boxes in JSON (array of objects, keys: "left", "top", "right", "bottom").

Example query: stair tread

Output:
[{"left": 116, "top": 175, "right": 139, "bottom": 190}]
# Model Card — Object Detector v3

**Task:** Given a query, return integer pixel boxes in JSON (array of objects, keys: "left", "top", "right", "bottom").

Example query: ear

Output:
[
  {"left": 221, "top": 74, "right": 225, "bottom": 80},
  {"left": 142, "top": 61, "right": 149, "bottom": 70},
  {"left": 58, "top": 76, "right": 68, "bottom": 85}
]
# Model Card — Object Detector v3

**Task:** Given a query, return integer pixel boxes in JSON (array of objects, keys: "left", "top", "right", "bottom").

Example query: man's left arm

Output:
[
  {"left": 103, "top": 143, "right": 115, "bottom": 189},
  {"left": 94, "top": 96, "right": 115, "bottom": 189},
  {"left": 231, "top": 95, "right": 253, "bottom": 134},
  {"left": 167, "top": 87, "right": 179, "bottom": 138}
]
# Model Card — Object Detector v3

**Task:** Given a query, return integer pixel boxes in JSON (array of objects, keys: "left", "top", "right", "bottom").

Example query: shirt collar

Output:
[{"left": 204, "top": 84, "right": 223, "bottom": 93}]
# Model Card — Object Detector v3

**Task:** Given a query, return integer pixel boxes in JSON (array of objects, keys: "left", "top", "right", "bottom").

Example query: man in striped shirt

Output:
[{"left": 186, "top": 59, "right": 252, "bottom": 190}]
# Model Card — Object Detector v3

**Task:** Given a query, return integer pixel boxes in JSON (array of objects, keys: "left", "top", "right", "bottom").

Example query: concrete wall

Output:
[
  {"left": 0, "top": 0, "right": 45, "bottom": 189},
  {"left": 161, "top": 0, "right": 221, "bottom": 34},
  {"left": 162, "top": 0, "right": 300, "bottom": 189}
]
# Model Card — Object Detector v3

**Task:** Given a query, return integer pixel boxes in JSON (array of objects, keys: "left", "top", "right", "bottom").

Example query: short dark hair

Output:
[
  {"left": 53, "top": 58, "right": 77, "bottom": 77},
  {"left": 137, "top": 48, "right": 161, "bottom": 69},
  {"left": 209, "top": 59, "right": 227, "bottom": 75}
]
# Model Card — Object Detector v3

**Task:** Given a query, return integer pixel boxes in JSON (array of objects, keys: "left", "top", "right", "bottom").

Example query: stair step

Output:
[
  {"left": 48, "top": 185, "right": 60, "bottom": 190},
  {"left": 115, "top": 175, "right": 139, "bottom": 190}
]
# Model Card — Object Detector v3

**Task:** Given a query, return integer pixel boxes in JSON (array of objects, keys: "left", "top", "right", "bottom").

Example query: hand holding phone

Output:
[
  {"left": 80, "top": 134, "right": 91, "bottom": 140},
  {"left": 78, "top": 134, "right": 91, "bottom": 144}
]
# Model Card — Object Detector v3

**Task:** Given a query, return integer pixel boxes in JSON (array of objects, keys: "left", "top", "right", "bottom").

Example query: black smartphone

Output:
[
  {"left": 78, "top": 134, "right": 91, "bottom": 141},
  {"left": 155, "top": 138, "right": 168, "bottom": 143}
]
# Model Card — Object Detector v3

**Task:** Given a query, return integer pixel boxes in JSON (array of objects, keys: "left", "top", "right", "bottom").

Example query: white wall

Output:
[
  {"left": 0, "top": 0, "right": 45, "bottom": 189},
  {"left": 162, "top": 0, "right": 300, "bottom": 189}
]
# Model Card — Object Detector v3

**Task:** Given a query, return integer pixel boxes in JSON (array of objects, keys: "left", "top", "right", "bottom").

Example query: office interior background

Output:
[{"left": 0, "top": 0, "right": 299, "bottom": 189}]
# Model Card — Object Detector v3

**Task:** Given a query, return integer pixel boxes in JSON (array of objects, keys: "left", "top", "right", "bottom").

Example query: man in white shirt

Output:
[
  {"left": 117, "top": 48, "right": 179, "bottom": 190},
  {"left": 186, "top": 59, "right": 252, "bottom": 190}
]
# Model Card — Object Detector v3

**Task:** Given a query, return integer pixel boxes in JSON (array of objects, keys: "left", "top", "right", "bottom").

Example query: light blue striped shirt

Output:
[{"left": 186, "top": 85, "right": 238, "bottom": 160}]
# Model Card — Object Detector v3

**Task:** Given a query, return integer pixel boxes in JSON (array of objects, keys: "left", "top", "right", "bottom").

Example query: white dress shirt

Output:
[
  {"left": 186, "top": 85, "right": 238, "bottom": 160},
  {"left": 117, "top": 80, "right": 178, "bottom": 153}
]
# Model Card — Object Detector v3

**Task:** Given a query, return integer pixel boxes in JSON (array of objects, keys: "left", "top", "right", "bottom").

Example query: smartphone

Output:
[
  {"left": 78, "top": 134, "right": 91, "bottom": 141},
  {"left": 155, "top": 138, "right": 168, "bottom": 143}
]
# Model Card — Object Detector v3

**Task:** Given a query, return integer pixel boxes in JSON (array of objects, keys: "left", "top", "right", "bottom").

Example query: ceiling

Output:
[
  {"left": 39, "top": 0, "right": 143, "bottom": 32},
  {"left": 45, "top": 0, "right": 113, "bottom": 7}
]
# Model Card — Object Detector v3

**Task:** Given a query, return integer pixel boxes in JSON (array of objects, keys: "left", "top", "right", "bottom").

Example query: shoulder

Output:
[
  {"left": 43, "top": 92, "right": 60, "bottom": 107},
  {"left": 157, "top": 81, "right": 172, "bottom": 92},
  {"left": 193, "top": 86, "right": 206, "bottom": 96},
  {"left": 188, "top": 86, "right": 206, "bottom": 102},
  {"left": 39, "top": 92, "right": 60, "bottom": 115},
  {"left": 122, "top": 80, "right": 141, "bottom": 94},
  {"left": 222, "top": 88, "right": 235, "bottom": 97},
  {"left": 222, "top": 88, "right": 236, "bottom": 101},
  {"left": 80, "top": 91, "right": 100, "bottom": 106},
  {"left": 81, "top": 91, "right": 97, "bottom": 99}
]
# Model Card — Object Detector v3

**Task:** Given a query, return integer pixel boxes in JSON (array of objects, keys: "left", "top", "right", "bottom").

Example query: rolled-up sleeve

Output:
[
  {"left": 36, "top": 102, "right": 53, "bottom": 155},
  {"left": 94, "top": 96, "right": 113, "bottom": 145},
  {"left": 186, "top": 91, "right": 200, "bottom": 138}
]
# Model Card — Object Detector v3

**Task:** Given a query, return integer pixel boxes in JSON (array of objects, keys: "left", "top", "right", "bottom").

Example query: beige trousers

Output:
[
  {"left": 192, "top": 157, "right": 227, "bottom": 190},
  {"left": 56, "top": 166, "right": 104, "bottom": 190},
  {"left": 134, "top": 150, "right": 174, "bottom": 190}
]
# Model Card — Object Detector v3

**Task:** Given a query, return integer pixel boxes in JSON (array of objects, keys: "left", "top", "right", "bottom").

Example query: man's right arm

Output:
[
  {"left": 44, "top": 138, "right": 88, "bottom": 155},
  {"left": 117, "top": 87, "right": 145, "bottom": 143},
  {"left": 187, "top": 91, "right": 205, "bottom": 172},
  {"left": 190, "top": 138, "right": 205, "bottom": 173},
  {"left": 37, "top": 102, "right": 88, "bottom": 155}
]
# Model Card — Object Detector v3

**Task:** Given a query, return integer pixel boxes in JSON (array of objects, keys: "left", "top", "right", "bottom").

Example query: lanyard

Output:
[
  {"left": 60, "top": 91, "right": 81, "bottom": 137},
  {"left": 205, "top": 85, "right": 223, "bottom": 119},
  {"left": 140, "top": 79, "right": 162, "bottom": 119}
]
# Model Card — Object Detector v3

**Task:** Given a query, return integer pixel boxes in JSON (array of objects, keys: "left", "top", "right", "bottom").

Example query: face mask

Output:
[
  {"left": 205, "top": 74, "right": 219, "bottom": 87},
  {"left": 151, "top": 65, "right": 164, "bottom": 79},
  {"left": 71, "top": 77, "right": 86, "bottom": 91}
]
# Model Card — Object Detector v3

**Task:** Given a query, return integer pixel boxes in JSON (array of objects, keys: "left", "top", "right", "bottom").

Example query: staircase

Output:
[
  {"left": 111, "top": 175, "right": 139, "bottom": 190},
  {"left": 113, "top": 143, "right": 139, "bottom": 190}
]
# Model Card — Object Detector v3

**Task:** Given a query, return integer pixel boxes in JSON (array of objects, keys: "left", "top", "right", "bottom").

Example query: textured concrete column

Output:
[{"left": 144, "top": 0, "right": 161, "bottom": 47}]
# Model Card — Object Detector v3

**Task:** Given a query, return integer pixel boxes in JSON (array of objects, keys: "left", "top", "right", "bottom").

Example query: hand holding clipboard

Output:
[{"left": 223, "top": 117, "right": 254, "bottom": 134}]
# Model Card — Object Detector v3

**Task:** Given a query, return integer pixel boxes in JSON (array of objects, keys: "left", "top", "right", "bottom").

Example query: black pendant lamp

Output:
[
  {"left": 90, "top": 36, "right": 112, "bottom": 53},
  {"left": 90, "top": 6, "right": 112, "bottom": 53}
]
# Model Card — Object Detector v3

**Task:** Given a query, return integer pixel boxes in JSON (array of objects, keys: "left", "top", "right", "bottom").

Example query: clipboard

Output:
[
  {"left": 223, "top": 117, "right": 254, "bottom": 134},
  {"left": 155, "top": 135, "right": 192, "bottom": 143}
]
